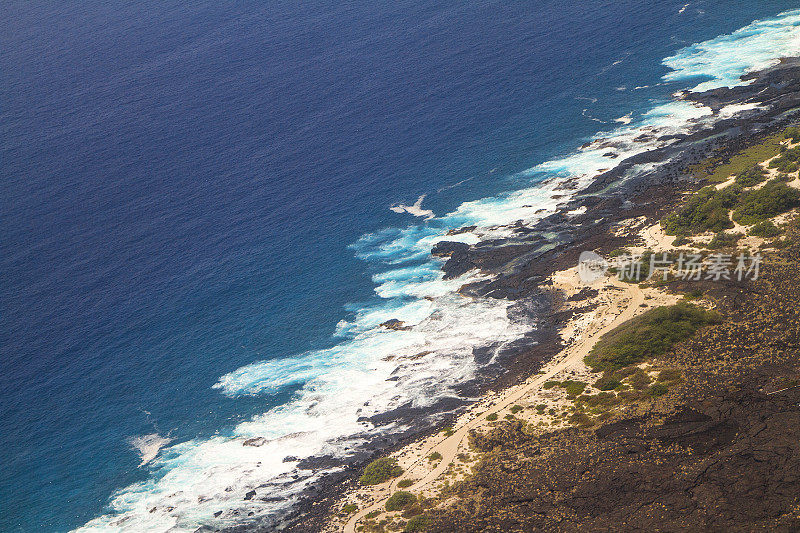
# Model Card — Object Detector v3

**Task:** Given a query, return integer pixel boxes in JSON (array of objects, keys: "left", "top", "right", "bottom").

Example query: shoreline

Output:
[
  {"left": 336, "top": 267, "right": 679, "bottom": 533},
  {"left": 289, "top": 56, "right": 800, "bottom": 533}
]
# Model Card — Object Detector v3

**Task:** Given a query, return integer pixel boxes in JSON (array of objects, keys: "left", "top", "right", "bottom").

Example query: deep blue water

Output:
[{"left": 2, "top": 1, "right": 796, "bottom": 531}]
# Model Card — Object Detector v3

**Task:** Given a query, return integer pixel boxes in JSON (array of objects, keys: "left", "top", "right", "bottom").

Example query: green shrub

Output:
[
  {"left": 595, "top": 377, "right": 621, "bottom": 391},
  {"left": 628, "top": 369, "right": 652, "bottom": 390},
  {"left": 564, "top": 380, "right": 587, "bottom": 398},
  {"left": 702, "top": 231, "right": 740, "bottom": 250},
  {"left": 585, "top": 303, "right": 720, "bottom": 372},
  {"left": 385, "top": 491, "right": 416, "bottom": 512},
  {"left": 569, "top": 411, "right": 594, "bottom": 427},
  {"left": 401, "top": 503, "right": 423, "bottom": 518},
  {"left": 509, "top": 405, "right": 523, "bottom": 414},
  {"left": 682, "top": 289, "right": 704, "bottom": 300},
  {"left": 619, "top": 389, "right": 648, "bottom": 401},
  {"left": 579, "top": 392, "right": 622, "bottom": 408},
  {"left": 485, "top": 413, "right": 498, "bottom": 421},
  {"left": 365, "top": 510, "right": 381, "bottom": 519},
  {"left": 397, "top": 479, "right": 413, "bottom": 488},
  {"left": 784, "top": 126, "right": 800, "bottom": 143},
  {"left": 749, "top": 220, "right": 782, "bottom": 237},
  {"left": 662, "top": 185, "right": 740, "bottom": 235},
  {"left": 404, "top": 515, "right": 430, "bottom": 532},
  {"left": 649, "top": 383, "right": 670, "bottom": 397},
  {"left": 342, "top": 504, "right": 358, "bottom": 514},
  {"left": 732, "top": 180, "right": 800, "bottom": 225},
  {"left": 657, "top": 368, "right": 683, "bottom": 383},
  {"left": 769, "top": 147, "right": 800, "bottom": 171},
  {"left": 734, "top": 165, "right": 767, "bottom": 187},
  {"left": 611, "top": 366, "right": 638, "bottom": 380},
  {"left": 672, "top": 235, "right": 690, "bottom": 246},
  {"left": 428, "top": 451, "right": 442, "bottom": 461},
  {"left": 360, "top": 457, "right": 404, "bottom": 485},
  {"left": 543, "top": 380, "right": 560, "bottom": 389}
]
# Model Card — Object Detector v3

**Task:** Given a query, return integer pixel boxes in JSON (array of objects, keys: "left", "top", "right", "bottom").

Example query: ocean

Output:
[{"left": 2, "top": 1, "right": 799, "bottom": 531}]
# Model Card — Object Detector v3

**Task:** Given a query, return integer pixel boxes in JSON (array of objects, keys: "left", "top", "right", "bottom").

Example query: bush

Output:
[
  {"left": 595, "top": 377, "right": 621, "bottom": 391},
  {"left": 672, "top": 235, "right": 690, "bottom": 246},
  {"left": 342, "top": 504, "right": 358, "bottom": 514},
  {"left": 784, "top": 126, "right": 800, "bottom": 143},
  {"left": 703, "top": 231, "right": 740, "bottom": 250},
  {"left": 749, "top": 220, "right": 782, "bottom": 237},
  {"left": 569, "top": 411, "right": 595, "bottom": 427},
  {"left": 732, "top": 180, "right": 800, "bottom": 225},
  {"left": 510, "top": 405, "right": 523, "bottom": 414},
  {"left": 682, "top": 289, "right": 704, "bottom": 300},
  {"left": 404, "top": 515, "right": 430, "bottom": 532},
  {"left": 768, "top": 146, "right": 800, "bottom": 171},
  {"left": 428, "top": 451, "right": 442, "bottom": 461},
  {"left": 662, "top": 185, "right": 740, "bottom": 235},
  {"left": 543, "top": 381, "right": 560, "bottom": 389},
  {"left": 485, "top": 413, "right": 498, "bottom": 421},
  {"left": 628, "top": 369, "right": 652, "bottom": 390},
  {"left": 734, "top": 165, "right": 767, "bottom": 187},
  {"left": 385, "top": 491, "right": 417, "bottom": 512},
  {"left": 585, "top": 303, "right": 720, "bottom": 372},
  {"left": 658, "top": 368, "right": 683, "bottom": 383},
  {"left": 578, "top": 392, "right": 621, "bottom": 408},
  {"left": 649, "top": 383, "right": 670, "bottom": 397},
  {"left": 402, "top": 503, "right": 423, "bottom": 518},
  {"left": 360, "top": 458, "right": 404, "bottom": 485},
  {"left": 397, "top": 479, "right": 413, "bottom": 488},
  {"left": 564, "top": 380, "right": 587, "bottom": 398}
]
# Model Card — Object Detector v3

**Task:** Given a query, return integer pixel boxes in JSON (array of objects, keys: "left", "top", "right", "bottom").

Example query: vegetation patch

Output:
[
  {"left": 648, "top": 383, "right": 670, "bottom": 397},
  {"left": 360, "top": 457, "right": 404, "bottom": 485},
  {"left": 585, "top": 303, "right": 720, "bottom": 372},
  {"left": 768, "top": 145, "right": 800, "bottom": 172},
  {"left": 662, "top": 185, "right": 740, "bottom": 235},
  {"left": 734, "top": 165, "right": 768, "bottom": 187},
  {"left": 385, "top": 491, "right": 416, "bottom": 512},
  {"left": 397, "top": 479, "right": 413, "bottom": 488},
  {"left": 404, "top": 515, "right": 430, "bottom": 532},
  {"left": 702, "top": 231, "right": 740, "bottom": 250},
  {"left": 687, "top": 132, "right": 785, "bottom": 183},
  {"left": 428, "top": 451, "right": 442, "bottom": 462},
  {"left": 594, "top": 376, "right": 622, "bottom": 391},
  {"left": 543, "top": 380, "right": 587, "bottom": 398},
  {"left": 732, "top": 180, "right": 800, "bottom": 225}
]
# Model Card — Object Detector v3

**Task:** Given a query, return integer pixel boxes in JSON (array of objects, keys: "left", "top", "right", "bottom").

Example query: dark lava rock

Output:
[{"left": 379, "top": 319, "right": 411, "bottom": 331}]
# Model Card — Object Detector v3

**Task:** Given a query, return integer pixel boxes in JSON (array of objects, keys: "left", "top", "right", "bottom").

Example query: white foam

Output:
[
  {"left": 129, "top": 434, "right": 172, "bottom": 467},
  {"left": 389, "top": 194, "right": 435, "bottom": 219},
  {"left": 663, "top": 8, "right": 800, "bottom": 92},
  {"left": 77, "top": 10, "right": 800, "bottom": 532}
]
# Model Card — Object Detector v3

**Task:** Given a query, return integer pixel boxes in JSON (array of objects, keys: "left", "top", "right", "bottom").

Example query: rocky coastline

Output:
[{"left": 231, "top": 58, "right": 800, "bottom": 533}]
